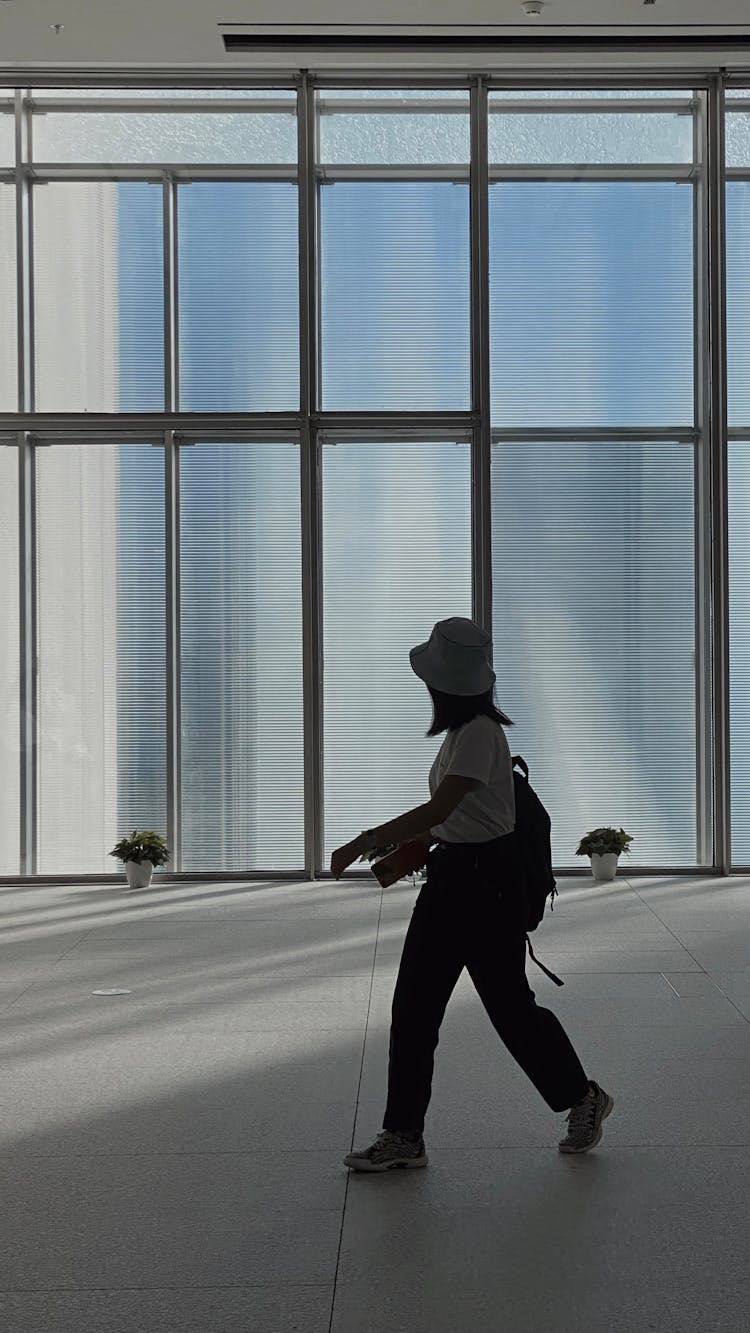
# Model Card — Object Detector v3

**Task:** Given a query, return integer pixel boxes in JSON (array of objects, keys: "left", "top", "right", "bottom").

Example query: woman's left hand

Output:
[{"left": 330, "top": 837, "right": 365, "bottom": 880}]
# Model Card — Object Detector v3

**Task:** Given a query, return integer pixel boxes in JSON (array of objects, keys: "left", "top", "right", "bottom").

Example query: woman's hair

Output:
[{"left": 425, "top": 684, "right": 514, "bottom": 737}]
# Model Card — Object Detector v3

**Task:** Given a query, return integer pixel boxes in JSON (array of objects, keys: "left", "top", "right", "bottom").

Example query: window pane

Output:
[
  {"left": 729, "top": 443, "right": 750, "bottom": 863},
  {"left": 727, "top": 181, "right": 750, "bottom": 428},
  {"left": 319, "top": 89, "right": 469, "bottom": 164},
  {"left": 34, "top": 182, "right": 164, "bottom": 412},
  {"left": 322, "top": 441, "right": 472, "bottom": 862},
  {"left": 0, "top": 184, "right": 17, "bottom": 410},
  {"left": 321, "top": 182, "right": 470, "bottom": 411},
  {"left": 489, "top": 182, "right": 694, "bottom": 428},
  {"left": 726, "top": 111, "right": 750, "bottom": 168},
  {"left": 488, "top": 109, "right": 693, "bottom": 164},
  {"left": 32, "top": 110, "right": 296, "bottom": 164},
  {"left": 37, "top": 444, "right": 166, "bottom": 874},
  {"left": 0, "top": 107, "right": 12, "bottom": 166},
  {"left": 33, "top": 88, "right": 294, "bottom": 100},
  {"left": 0, "top": 443, "right": 20, "bottom": 875},
  {"left": 178, "top": 182, "right": 299, "bottom": 412},
  {"left": 180, "top": 443, "right": 303, "bottom": 872},
  {"left": 492, "top": 441, "right": 696, "bottom": 867}
]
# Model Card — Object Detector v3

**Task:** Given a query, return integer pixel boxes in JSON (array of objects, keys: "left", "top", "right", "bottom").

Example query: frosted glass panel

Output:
[
  {"left": 0, "top": 444, "right": 20, "bottom": 875},
  {"left": 37, "top": 445, "right": 166, "bottom": 874},
  {"left": 320, "top": 91, "right": 469, "bottom": 164},
  {"left": 178, "top": 182, "right": 299, "bottom": 412},
  {"left": 0, "top": 185, "right": 17, "bottom": 411},
  {"left": 32, "top": 111, "right": 296, "bottom": 163},
  {"left": 34, "top": 182, "right": 163, "bottom": 412},
  {"left": 726, "top": 111, "right": 750, "bottom": 167},
  {"left": 727, "top": 182, "right": 750, "bottom": 426},
  {"left": 321, "top": 182, "right": 470, "bottom": 410},
  {"left": 729, "top": 445, "right": 750, "bottom": 863},
  {"left": 323, "top": 441, "right": 472, "bottom": 861},
  {"left": 0, "top": 107, "right": 12, "bottom": 165},
  {"left": 180, "top": 444, "right": 303, "bottom": 872},
  {"left": 489, "top": 182, "right": 694, "bottom": 428},
  {"left": 491, "top": 441, "right": 696, "bottom": 867},
  {"left": 488, "top": 110, "right": 692, "bottom": 164}
]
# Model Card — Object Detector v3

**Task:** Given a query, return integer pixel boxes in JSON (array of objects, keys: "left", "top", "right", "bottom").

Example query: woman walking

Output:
[{"left": 330, "top": 617, "right": 613, "bottom": 1173}]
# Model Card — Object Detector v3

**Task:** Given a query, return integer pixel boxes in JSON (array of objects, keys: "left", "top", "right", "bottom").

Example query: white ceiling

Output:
[{"left": 1, "top": 0, "right": 750, "bottom": 73}]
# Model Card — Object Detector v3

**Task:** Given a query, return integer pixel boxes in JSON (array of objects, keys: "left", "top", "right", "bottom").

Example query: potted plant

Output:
[
  {"left": 575, "top": 827, "right": 633, "bottom": 882},
  {"left": 109, "top": 830, "right": 169, "bottom": 890}
]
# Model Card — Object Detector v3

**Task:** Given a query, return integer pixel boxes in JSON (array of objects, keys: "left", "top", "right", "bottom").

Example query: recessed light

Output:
[{"left": 522, "top": 0, "right": 544, "bottom": 14}]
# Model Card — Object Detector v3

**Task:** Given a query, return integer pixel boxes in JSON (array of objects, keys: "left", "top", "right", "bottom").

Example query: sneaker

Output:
[
  {"left": 558, "top": 1080, "right": 614, "bottom": 1154},
  {"left": 344, "top": 1129, "right": 428, "bottom": 1173}
]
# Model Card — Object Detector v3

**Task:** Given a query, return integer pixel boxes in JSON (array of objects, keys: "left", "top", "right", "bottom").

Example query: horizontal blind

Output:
[
  {"left": 34, "top": 182, "right": 164, "bottom": 413},
  {"left": 180, "top": 443, "right": 304, "bottom": 872},
  {"left": 0, "top": 443, "right": 19, "bottom": 874},
  {"left": 320, "top": 182, "right": 470, "bottom": 411},
  {"left": 491, "top": 441, "right": 696, "bottom": 867},
  {"left": 178, "top": 183, "right": 300, "bottom": 413},
  {"left": 489, "top": 182, "right": 694, "bottom": 429},
  {"left": 727, "top": 182, "right": 750, "bottom": 428},
  {"left": 322, "top": 441, "right": 472, "bottom": 862},
  {"left": 0, "top": 184, "right": 17, "bottom": 411},
  {"left": 728, "top": 444, "right": 750, "bottom": 864},
  {"left": 36, "top": 444, "right": 166, "bottom": 874}
]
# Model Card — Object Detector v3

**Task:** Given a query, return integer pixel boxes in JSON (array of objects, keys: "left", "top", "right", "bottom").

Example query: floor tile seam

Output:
[
  {"left": 0, "top": 1149, "right": 358, "bottom": 1159},
  {"left": 0, "top": 1282, "right": 335, "bottom": 1294},
  {"left": 330, "top": 883, "right": 386, "bottom": 1333}
]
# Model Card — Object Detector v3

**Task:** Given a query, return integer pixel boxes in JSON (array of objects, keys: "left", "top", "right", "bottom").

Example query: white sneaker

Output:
[
  {"left": 344, "top": 1129, "right": 428, "bottom": 1173},
  {"left": 558, "top": 1080, "right": 614, "bottom": 1154}
]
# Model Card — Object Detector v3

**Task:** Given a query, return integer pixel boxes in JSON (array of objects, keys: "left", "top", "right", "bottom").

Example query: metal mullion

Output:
[
  {"left": 18, "top": 431, "right": 37, "bottom": 876},
  {"left": 318, "top": 427, "right": 472, "bottom": 445},
  {"left": 12, "top": 73, "right": 299, "bottom": 91},
  {"left": 164, "top": 429, "right": 181, "bottom": 872},
  {"left": 26, "top": 164, "right": 297, "bottom": 183},
  {"left": 490, "top": 427, "right": 698, "bottom": 442},
  {"left": 163, "top": 174, "right": 178, "bottom": 412},
  {"left": 707, "top": 75, "right": 731, "bottom": 874},
  {"left": 0, "top": 412, "right": 305, "bottom": 432},
  {"left": 488, "top": 164, "right": 697, "bottom": 182},
  {"left": 694, "top": 87, "right": 713, "bottom": 871},
  {"left": 489, "top": 98, "right": 695, "bottom": 114},
  {"left": 316, "top": 164, "right": 469, "bottom": 182},
  {"left": 29, "top": 98, "right": 296, "bottom": 114},
  {"left": 312, "top": 75, "right": 473, "bottom": 90},
  {"left": 299, "top": 74, "right": 323, "bottom": 878},
  {"left": 313, "top": 413, "right": 476, "bottom": 435},
  {"left": 486, "top": 75, "right": 708, "bottom": 91},
  {"left": 470, "top": 76, "right": 492, "bottom": 637},
  {"left": 301, "top": 422, "right": 323, "bottom": 879}
]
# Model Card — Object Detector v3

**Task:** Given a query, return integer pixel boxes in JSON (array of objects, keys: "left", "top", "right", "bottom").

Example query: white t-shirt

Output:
[{"left": 428, "top": 714, "right": 515, "bottom": 843}]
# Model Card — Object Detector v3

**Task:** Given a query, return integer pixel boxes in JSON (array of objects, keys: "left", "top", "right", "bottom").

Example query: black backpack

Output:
[{"left": 511, "top": 755, "right": 564, "bottom": 987}]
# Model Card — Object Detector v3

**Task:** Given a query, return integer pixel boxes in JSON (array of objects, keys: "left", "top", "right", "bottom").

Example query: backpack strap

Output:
[{"left": 525, "top": 935, "right": 564, "bottom": 987}]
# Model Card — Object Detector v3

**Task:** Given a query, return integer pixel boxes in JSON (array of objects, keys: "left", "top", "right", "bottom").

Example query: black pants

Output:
[{"left": 383, "top": 832, "right": 589, "bottom": 1136}]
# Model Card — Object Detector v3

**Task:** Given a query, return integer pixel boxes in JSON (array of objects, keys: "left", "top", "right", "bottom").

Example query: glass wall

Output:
[
  {"left": 488, "top": 89, "right": 699, "bottom": 867},
  {"left": 727, "top": 90, "right": 750, "bottom": 864},
  {"left": 0, "top": 76, "right": 741, "bottom": 876}
]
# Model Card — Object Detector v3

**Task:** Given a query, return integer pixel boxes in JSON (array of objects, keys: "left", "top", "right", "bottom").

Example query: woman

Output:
[{"left": 331, "top": 617, "right": 613, "bottom": 1173}]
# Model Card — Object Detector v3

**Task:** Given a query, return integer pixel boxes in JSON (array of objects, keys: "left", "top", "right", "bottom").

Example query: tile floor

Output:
[{"left": 1, "top": 872, "right": 749, "bottom": 1333}]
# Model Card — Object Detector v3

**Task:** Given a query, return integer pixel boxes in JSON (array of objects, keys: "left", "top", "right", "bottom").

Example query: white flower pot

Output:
[
  {"left": 590, "top": 852, "right": 619, "bottom": 882},
  {"left": 124, "top": 859, "right": 154, "bottom": 890}
]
